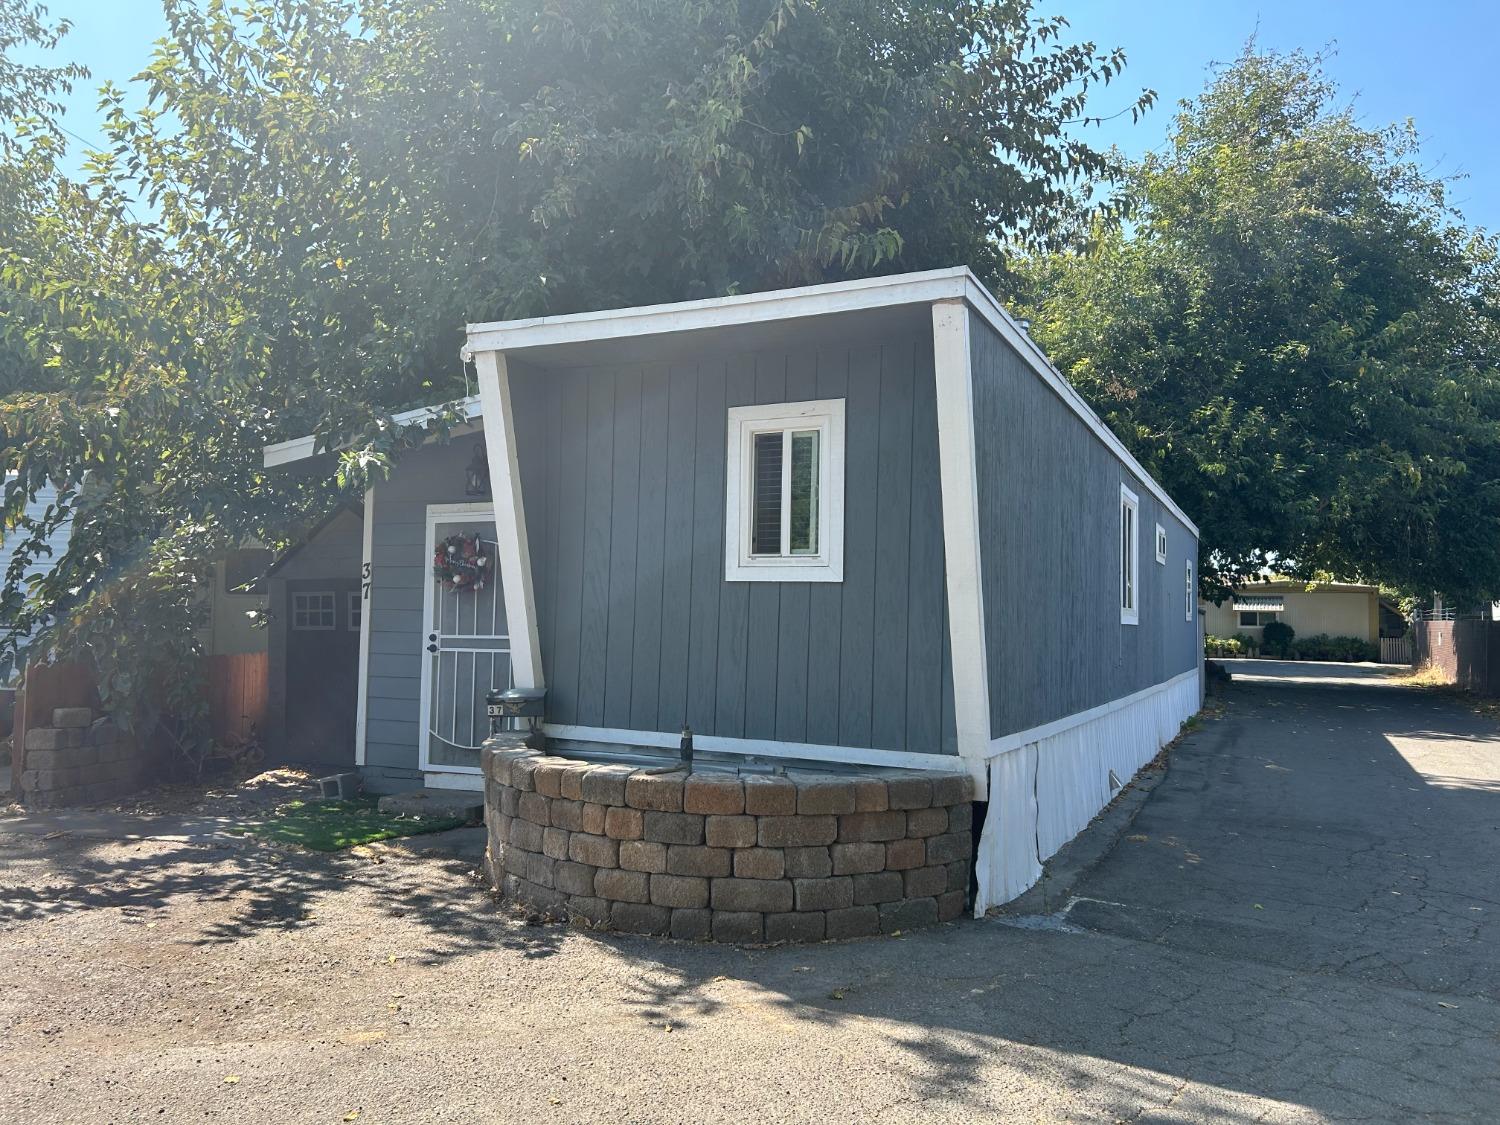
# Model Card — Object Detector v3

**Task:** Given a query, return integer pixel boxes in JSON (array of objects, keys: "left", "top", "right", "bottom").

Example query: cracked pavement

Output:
[{"left": 2, "top": 661, "right": 1497, "bottom": 1122}]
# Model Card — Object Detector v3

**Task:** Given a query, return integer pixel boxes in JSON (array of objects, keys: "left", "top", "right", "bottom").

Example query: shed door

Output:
[
  {"left": 284, "top": 578, "right": 360, "bottom": 767},
  {"left": 419, "top": 506, "right": 510, "bottom": 775}
]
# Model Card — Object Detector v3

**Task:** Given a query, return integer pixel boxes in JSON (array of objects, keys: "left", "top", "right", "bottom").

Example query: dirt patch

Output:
[{"left": 3, "top": 765, "right": 322, "bottom": 819}]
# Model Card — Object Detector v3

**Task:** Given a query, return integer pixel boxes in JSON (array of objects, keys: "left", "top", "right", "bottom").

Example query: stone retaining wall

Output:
[
  {"left": 482, "top": 740, "right": 976, "bottom": 943},
  {"left": 19, "top": 707, "right": 145, "bottom": 807}
]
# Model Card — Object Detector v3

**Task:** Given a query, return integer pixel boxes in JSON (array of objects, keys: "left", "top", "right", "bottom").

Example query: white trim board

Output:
[
  {"left": 263, "top": 395, "right": 482, "bottom": 468},
  {"left": 474, "top": 350, "right": 545, "bottom": 689},
  {"left": 985, "top": 667, "right": 1201, "bottom": 761},
  {"left": 931, "top": 299, "right": 991, "bottom": 772},
  {"left": 423, "top": 771, "right": 484, "bottom": 793},
  {"left": 353, "top": 485, "right": 375, "bottom": 767},
  {"left": 464, "top": 267, "right": 974, "bottom": 354},
  {"left": 542, "top": 724, "right": 971, "bottom": 774}
]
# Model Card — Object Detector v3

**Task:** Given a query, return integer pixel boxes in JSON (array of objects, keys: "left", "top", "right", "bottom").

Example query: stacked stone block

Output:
[
  {"left": 19, "top": 707, "right": 144, "bottom": 807},
  {"left": 483, "top": 739, "right": 976, "bottom": 943}
]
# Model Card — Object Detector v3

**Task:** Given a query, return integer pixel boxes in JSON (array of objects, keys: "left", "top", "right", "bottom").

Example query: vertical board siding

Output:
[
  {"left": 743, "top": 353, "right": 787, "bottom": 740},
  {"left": 656, "top": 364, "right": 699, "bottom": 729},
  {"left": 773, "top": 352, "right": 820, "bottom": 743},
  {"left": 905, "top": 342, "right": 946, "bottom": 752},
  {"left": 686, "top": 363, "right": 727, "bottom": 733},
  {"left": 970, "top": 318, "right": 1199, "bottom": 740},
  {"left": 603, "top": 367, "right": 643, "bottom": 728},
  {"left": 629, "top": 366, "right": 671, "bottom": 729},
  {"left": 578, "top": 375, "right": 616, "bottom": 727},
  {"left": 513, "top": 329, "right": 957, "bottom": 756},
  {"left": 836, "top": 346, "right": 881, "bottom": 749},
  {"left": 870, "top": 343, "right": 914, "bottom": 751},
  {"left": 803, "top": 348, "right": 849, "bottom": 747},
  {"left": 714, "top": 356, "right": 756, "bottom": 737},
  {"left": 363, "top": 431, "right": 490, "bottom": 775}
]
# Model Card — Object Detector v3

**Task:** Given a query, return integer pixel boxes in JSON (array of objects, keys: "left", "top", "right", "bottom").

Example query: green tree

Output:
[
  {"left": 0, "top": 0, "right": 1151, "bottom": 746},
  {"left": 1022, "top": 47, "right": 1500, "bottom": 602}
]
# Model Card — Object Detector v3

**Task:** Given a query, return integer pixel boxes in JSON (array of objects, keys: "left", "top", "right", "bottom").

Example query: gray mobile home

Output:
[{"left": 264, "top": 267, "right": 1200, "bottom": 910}]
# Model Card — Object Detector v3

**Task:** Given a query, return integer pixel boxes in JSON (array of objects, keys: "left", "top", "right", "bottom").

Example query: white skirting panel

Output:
[{"left": 973, "top": 669, "right": 1201, "bottom": 913}]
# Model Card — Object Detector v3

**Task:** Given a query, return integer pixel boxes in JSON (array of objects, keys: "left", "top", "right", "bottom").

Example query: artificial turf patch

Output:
[{"left": 244, "top": 797, "right": 470, "bottom": 852}]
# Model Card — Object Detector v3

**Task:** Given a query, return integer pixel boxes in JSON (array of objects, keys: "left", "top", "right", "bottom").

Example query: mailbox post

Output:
[{"left": 487, "top": 687, "right": 547, "bottom": 749}]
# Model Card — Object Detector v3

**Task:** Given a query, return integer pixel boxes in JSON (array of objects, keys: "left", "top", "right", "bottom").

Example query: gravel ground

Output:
[{"left": 2, "top": 668, "right": 1498, "bottom": 1123}]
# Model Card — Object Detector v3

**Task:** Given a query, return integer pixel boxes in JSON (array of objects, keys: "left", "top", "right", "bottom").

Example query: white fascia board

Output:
[
  {"left": 959, "top": 276, "right": 1200, "bottom": 538},
  {"left": 262, "top": 395, "right": 483, "bottom": 468},
  {"left": 463, "top": 267, "right": 971, "bottom": 354},
  {"left": 543, "top": 724, "right": 972, "bottom": 775}
]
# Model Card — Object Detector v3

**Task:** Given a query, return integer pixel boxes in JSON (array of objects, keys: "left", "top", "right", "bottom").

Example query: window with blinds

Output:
[{"left": 726, "top": 400, "right": 845, "bottom": 583}]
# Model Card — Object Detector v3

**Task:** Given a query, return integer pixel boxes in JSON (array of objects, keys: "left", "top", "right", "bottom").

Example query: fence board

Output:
[
  {"left": 1379, "top": 636, "right": 1413, "bottom": 666},
  {"left": 205, "top": 652, "right": 269, "bottom": 744}
]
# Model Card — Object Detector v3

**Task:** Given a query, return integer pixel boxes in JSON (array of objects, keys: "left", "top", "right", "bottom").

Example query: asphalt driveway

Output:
[
  {"left": 1, "top": 662, "right": 1497, "bottom": 1122},
  {"left": 1060, "top": 661, "right": 1500, "bottom": 1002}
]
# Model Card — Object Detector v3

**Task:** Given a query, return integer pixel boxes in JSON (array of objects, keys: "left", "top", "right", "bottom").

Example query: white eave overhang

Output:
[{"left": 262, "top": 395, "right": 482, "bottom": 469}]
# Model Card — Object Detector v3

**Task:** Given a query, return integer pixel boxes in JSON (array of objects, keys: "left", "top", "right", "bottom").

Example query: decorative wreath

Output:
[{"left": 433, "top": 530, "right": 492, "bottom": 592}]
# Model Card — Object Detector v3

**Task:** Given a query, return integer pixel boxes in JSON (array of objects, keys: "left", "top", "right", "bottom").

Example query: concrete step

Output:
[{"left": 376, "top": 788, "right": 484, "bottom": 823}]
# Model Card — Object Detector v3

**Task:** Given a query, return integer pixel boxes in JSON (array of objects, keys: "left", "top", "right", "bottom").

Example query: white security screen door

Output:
[{"left": 419, "top": 504, "right": 510, "bottom": 775}]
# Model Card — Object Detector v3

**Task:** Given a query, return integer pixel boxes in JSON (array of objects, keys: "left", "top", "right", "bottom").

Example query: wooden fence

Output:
[
  {"left": 1411, "top": 619, "right": 1500, "bottom": 695},
  {"left": 8, "top": 653, "right": 269, "bottom": 797},
  {"left": 204, "top": 652, "right": 269, "bottom": 744},
  {"left": 1379, "top": 636, "right": 1413, "bottom": 666}
]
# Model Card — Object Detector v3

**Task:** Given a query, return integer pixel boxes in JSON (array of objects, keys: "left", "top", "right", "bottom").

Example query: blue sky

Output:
[{"left": 26, "top": 0, "right": 1500, "bottom": 231}]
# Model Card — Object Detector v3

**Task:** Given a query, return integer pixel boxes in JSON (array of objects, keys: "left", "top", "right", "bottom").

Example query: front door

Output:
[{"left": 418, "top": 504, "right": 510, "bottom": 777}]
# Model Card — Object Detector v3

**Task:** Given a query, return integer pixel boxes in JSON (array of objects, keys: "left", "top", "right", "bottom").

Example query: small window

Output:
[
  {"left": 223, "top": 547, "right": 273, "bottom": 596},
  {"left": 1185, "top": 559, "right": 1194, "bottom": 622},
  {"left": 348, "top": 591, "right": 363, "bottom": 632},
  {"left": 725, "top": 399, "right": 845, "bottom": 582},
  {"left": 291, "top": 591, "right": 337, "bottom": 630},
  {"left": 1238, "top": 610, "right": 1278, "bottom": 628},
  {"left": 1120, "top": 484, "right": 1139, "bottom": 625},
  {"left": 1155, "top": 523, "right": 1168, "bottom": 565}
]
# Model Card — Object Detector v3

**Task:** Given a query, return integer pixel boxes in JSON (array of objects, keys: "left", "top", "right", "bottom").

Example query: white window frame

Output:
[
  {"left": 724, "top": 399, "right": 845, "bottom": 583},
  {"left": 1185, "top": 558, "right": 1194, "bottom": 622},
  {"left": 291, "top": 590, "right": 337, "bottom": 631},
  {"left": 347, "top": 590, "right": 363, "bottom": 632},
  {"left": 1155, "top": 522, "right": 1168, "bottom": 565},
  {"left": 1120, "top": 484, "right": 1140, "bottom": 625}
]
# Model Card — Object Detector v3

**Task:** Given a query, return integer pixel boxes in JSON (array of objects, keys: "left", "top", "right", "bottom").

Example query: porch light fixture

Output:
[{"left": 465, "top": 442, "right": 490, "bottom": 497}]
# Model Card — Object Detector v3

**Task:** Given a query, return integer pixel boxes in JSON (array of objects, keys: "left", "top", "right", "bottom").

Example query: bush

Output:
[
  {"left": 1261, "top": 621, "right": 1295, "bottom": 657},
  {"left": 1291, "top": 634, "right": 1379, "bottom": 663},
  {"left": 1205, "top": 634, "right": 1255, "bottom": 657}
]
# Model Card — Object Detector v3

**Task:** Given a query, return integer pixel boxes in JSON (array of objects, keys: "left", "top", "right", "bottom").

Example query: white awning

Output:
[{"left": 1233, "top": 595, "right": 1285, "bottom": 612}]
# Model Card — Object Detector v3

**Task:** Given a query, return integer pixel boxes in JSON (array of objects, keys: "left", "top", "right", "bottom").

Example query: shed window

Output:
[
  {"left": 1155, "top": 523, "right": 1168, "bottom": 565},
  {"left": 1186, "top": 559, "right": 1195, "bottom": 622},
  {"left": 725, "top": 399, "right": 845, "bottom": 582},
  {"left": 1120, "top": 484, "right": 1140, "bottom": 625},
  {"left": 292, "top": 591, "right": 337, "bottom": 630}
]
